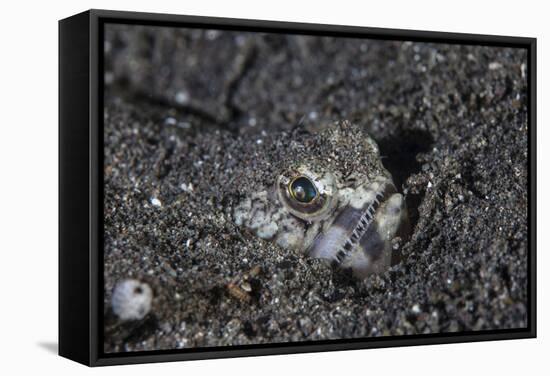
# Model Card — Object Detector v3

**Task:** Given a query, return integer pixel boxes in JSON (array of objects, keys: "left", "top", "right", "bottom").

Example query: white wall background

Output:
[{"left": 0, "top": 0, "right": 546, "bottom": 374}]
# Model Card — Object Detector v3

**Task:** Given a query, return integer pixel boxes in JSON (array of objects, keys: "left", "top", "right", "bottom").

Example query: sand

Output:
[{"left": 102, "top": 24, "right": 528, "bottom": 352}]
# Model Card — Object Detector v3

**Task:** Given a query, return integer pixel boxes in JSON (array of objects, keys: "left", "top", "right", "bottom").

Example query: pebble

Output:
[
  {"left": 489, "top": 62, "right": 503, "bottom": 70},
  {"left": 175, "top": 91, "right": 190, "bottom": 104}
]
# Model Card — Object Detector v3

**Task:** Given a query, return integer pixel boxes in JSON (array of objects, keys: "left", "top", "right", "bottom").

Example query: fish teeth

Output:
[
  {"left": 335, "top": 184, "right": 386, "bottom": 263},
  {"left": 335, "top": 250, "right": 346, "bottom": 263}
]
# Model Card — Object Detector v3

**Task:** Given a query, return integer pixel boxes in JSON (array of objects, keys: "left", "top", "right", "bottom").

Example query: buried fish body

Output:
[{"left": 232, "top": 121, "right": 410, "bottom": 278}]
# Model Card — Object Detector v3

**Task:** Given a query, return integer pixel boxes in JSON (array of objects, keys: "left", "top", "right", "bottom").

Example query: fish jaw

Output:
[{"left": 307, "top": 178, "right": 408, "bottom": 277}]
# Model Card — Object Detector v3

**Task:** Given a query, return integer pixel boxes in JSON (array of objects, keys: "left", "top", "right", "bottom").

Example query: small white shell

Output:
[{"left": 111, "top": 279, "right": 153, "bottom": 321}]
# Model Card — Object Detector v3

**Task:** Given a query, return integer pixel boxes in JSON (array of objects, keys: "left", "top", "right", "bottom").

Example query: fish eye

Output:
[
  {"left": 289, "top": 176, "right": 317, "bottom": 203},
  {"left": 277, "top": 168, "right": 337, "bottom": 221}
]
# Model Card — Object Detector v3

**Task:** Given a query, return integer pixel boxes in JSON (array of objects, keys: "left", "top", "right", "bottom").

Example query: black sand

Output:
[{"left": 103, "top": 25, "right": 528, "bottom": 352}]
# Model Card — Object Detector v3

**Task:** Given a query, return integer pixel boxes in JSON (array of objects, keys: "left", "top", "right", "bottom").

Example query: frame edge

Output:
[
  {"left": 66, "top": 8, "right": 537, "bottom": 366},
  {"left": 59, "top": 10, "right": 93, "bottom": 366}
]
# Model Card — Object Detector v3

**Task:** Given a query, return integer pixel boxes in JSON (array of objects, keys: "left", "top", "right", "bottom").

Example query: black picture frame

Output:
[{"left": 59, "top": 9, "right": 537, "bottom": 367}]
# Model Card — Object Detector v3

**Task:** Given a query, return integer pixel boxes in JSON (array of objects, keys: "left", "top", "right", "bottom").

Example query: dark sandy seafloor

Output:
[{"left": 102, "top": 25, "right": 529, "bottom": 352}]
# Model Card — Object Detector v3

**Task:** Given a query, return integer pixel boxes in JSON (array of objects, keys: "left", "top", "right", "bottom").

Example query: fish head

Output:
[{"left": 232, "top": 120, "right": 408, "bottom": 277}]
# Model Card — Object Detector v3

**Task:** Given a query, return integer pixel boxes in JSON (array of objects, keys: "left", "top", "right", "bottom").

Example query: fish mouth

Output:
[{"left": 307, "top": 181, "right": 396, "bottom": 265}]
